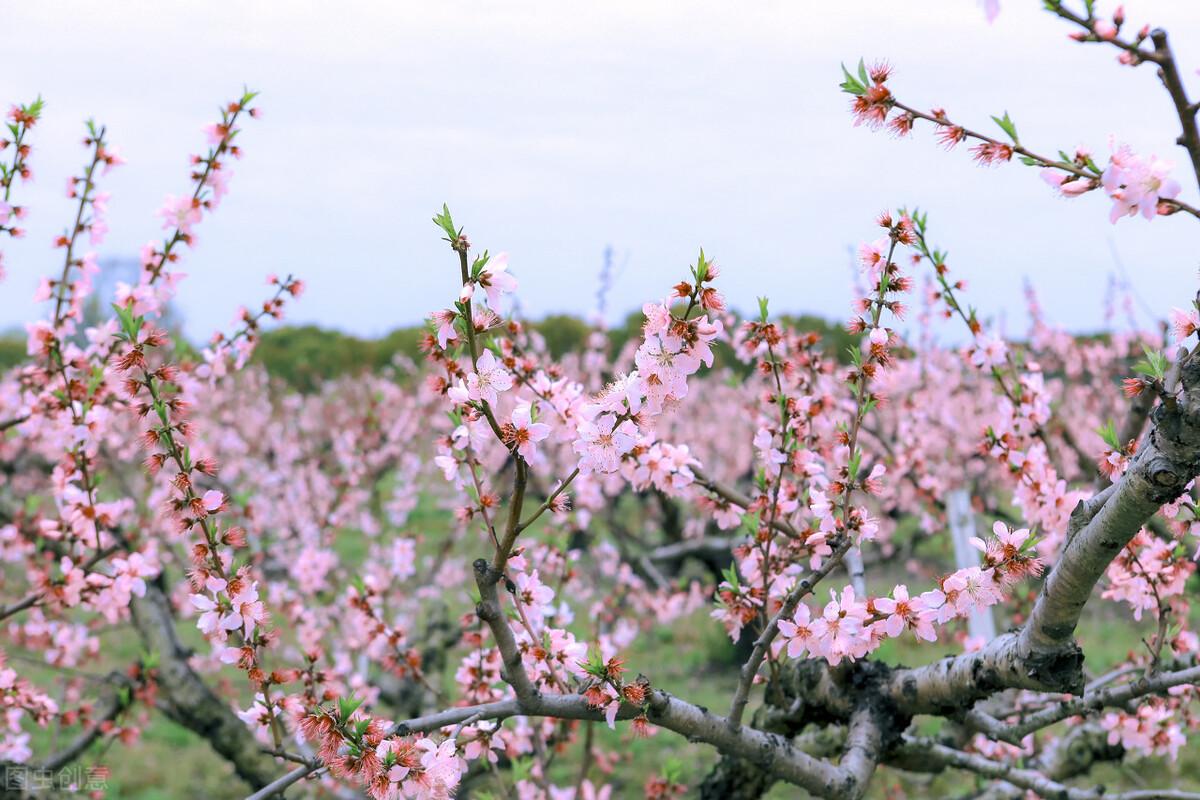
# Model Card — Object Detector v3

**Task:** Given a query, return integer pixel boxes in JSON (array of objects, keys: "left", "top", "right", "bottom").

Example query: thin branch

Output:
[
  {"left": 895, "top": 735, "right": 1200, "bottom": 800},
  {"left": 983, "top": 664, "right": 1200, "bottom": 744}
]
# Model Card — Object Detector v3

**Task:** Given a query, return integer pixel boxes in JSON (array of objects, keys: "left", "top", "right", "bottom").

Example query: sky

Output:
[{"left": 2, "top": 0, "right": 1199, "bottom": 342}]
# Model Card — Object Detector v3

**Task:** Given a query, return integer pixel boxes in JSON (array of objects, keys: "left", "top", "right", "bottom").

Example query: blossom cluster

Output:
[
  {"left": 777, "top": 523, "right": 1042, "bottom": 664},
  {"left": 299, "top": 704, "right": 463, "bottom": 800}
]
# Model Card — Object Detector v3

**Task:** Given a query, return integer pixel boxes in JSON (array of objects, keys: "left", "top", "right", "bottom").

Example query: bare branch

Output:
[{"left": 894, "top": 735, "right": 1200, "bottom": 800}]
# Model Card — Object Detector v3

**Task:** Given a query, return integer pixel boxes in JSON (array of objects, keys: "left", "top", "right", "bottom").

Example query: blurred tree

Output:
[
  {"left": 0, "top": 333, "right": 24, "bottom": 372},
  {"left": 252, "top": 325, "right": 387, "bottom": 392},
  {"left": 251, "top": 311, "right": 858, "bottom": 392},
  {"left": 533, "top": 314, "right": 591, "bottom": 358}
]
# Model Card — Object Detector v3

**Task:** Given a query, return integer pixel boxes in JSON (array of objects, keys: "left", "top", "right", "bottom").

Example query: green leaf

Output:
[
  {"left": 1135, "top": 345, "right": 1167, "bottom": 380},
  {"left": 757, "top": 296, "right": 770, "bottom": 323},
  {"left": 111, "top": 302, "right": 138, "bottom": 339},
  {"left": 847, "top": 449, "right": 863, "bottom": 482},
  {"left": 695, "top": 248, "right": 709, "bottom": 283},
  {"left": 721, "top": 564, "right": 741, "bottom": 592},
  {"left": 337, "top": 695, "right": 365, "bottom": 722},
  {"left": 1096, "top": 419, "right": 1121, "bottom": 450},
  {"left": 839, "top": 62, "right": 866, "bottom": 96},
  {"left": 510, "top": 756, "right": 533, "bottom": 783},
  {"left": 22, "top": 96, "right": 46, "bottom": 123},
  {"left": 470, "top": 250, "right": 491, "bottom": 280},
  {"left": 990, "top": 111, "right": 1019, "bottom": 144},
  {"left": 432, "top": 203, "right": 458, "bottom": 241}
]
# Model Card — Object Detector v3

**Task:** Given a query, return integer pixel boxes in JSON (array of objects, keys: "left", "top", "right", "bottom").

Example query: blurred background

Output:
[{"left": 2, "top": 0, "right": 1198, "bottom": 346}]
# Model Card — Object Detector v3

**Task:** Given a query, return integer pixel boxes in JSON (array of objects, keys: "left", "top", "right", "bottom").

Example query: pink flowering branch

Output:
[
  {"left": 0, "top": 544, "right": 121, "bottom": 623},
  {"left": 909, "top": 211, "right": 1077, "bottom": 479},
  {"left": 1045, "top": 0, "right": 1200, "bottom": 193},
  {"left": 514, "top": 466, "right": 579, "bottom": 534},
  {"left": 27, "top": 121, "right": 125, "bottom": 554},
  {"left": 0, "top": 97, "right": 43, "bottom": 278},
  {"left": 726, "top": 215, "right": 911, "bottom": 727},
  {"left": 128, "top": 571, "right": 284, "bottom": 790},
  {"left": 50, "top": 120, "right": 121, "bottom": 325},
  {"left": 0, "top": 98, "right": 41, "bottom": 206},
  {"left": 101, "top": 89, "right": 258, "bottom": 352},
  {"left": 976, "top": 662, "right": 1200, "bottom": 745},
  {"left": 842, "top": 60, "right": 1200, "bottom": 223},
  {"left": 692, "top": 467, "right": 804, "bottom": 540},
  {"left": 201, "top": 273, "right": 304, "bottom": 378},
  {"left": 144, "top": 90, "right": 258, "bottom": 283}
]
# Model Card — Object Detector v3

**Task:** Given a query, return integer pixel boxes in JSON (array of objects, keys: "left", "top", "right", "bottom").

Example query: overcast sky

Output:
[{"left": 2, "top": 0, "right": 1198, "bottom": 341}]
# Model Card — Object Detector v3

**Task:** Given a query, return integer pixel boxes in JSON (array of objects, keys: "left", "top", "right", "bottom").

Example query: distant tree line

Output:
[{"left": 0, "top": 311, "right": 856, "bottom": 392}]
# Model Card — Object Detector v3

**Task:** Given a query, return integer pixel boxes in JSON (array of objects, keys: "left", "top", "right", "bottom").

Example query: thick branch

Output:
[
  {"left": 1149, "top": 28, "right": 1200, "bottom": 195},
  {"left": 129, "top": 581, "right": 281, "bottom": 791},
  {"left": 890, "top": 359, "right": 1200, "bottom": 709}
]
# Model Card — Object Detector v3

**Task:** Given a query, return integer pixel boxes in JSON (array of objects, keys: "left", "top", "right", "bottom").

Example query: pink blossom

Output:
[
  {"left": 430, "top": 309, "right": 458, "bottom": 350},
  {"left": 573, "top": 413, "right": 638, "bottom": 473},
  {"left": 478, "top": 252, "right": 517, "bottom": 309},
  {"left": 778, "top": 604, "right": 816, "bottom": 658},
  {"left": 872, "top": 585, "right": 909, "bottom": 638},
  {"left": 190, "top": 593, "right": 223, "bottom": 635},
  {"left": 1102, "top": 143, "right": 1181, "bottom": 223},
  {"left": 508, "top": 402, "right": 551, "bottom": 461},
  {"left": 810, "top": 586, "right": 869, "bottom": 664},
  {"left": 201, "top": 489, "right": 224, "bottom": 512},
  {"left": 969, "top": 332, "right": 1008, "bottom": 369},
  {"left": 156, "top": 194, "right": 201, "bottom": 235},
  {"left": 465, "top": 350, "right": 513, "bottom": 405},
  {"left": 1170, "top": 307, "right": 1199, "bottom": 341}
]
